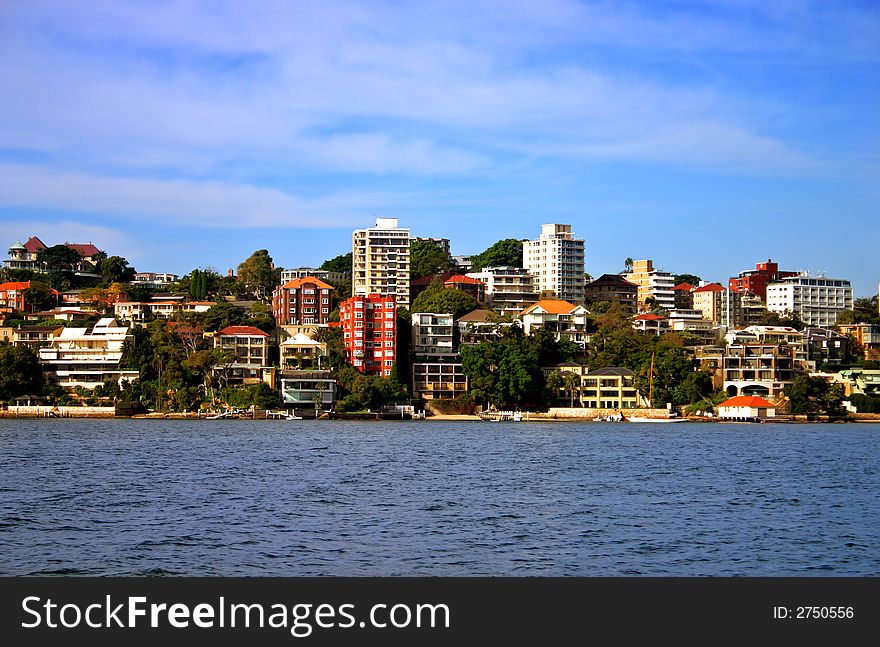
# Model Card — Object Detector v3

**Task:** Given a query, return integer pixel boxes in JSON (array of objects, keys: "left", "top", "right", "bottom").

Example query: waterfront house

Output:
[{"left": 717, "top": 395, "right": 777, "bottom": 420}]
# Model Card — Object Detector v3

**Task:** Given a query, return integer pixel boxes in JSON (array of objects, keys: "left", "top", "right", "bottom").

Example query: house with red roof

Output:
[
  {"left": 519, "top": 299, "right": 589, "bottom": 348},
  {"left": 717, "top": 395, "right": 777, "bottom": 420},
  {"left": 4, "top": 236, "right": 103, "bottom": 274},
  {"left": 212, "top": 325, "right": 272, "bottom": 386},
  {"left": 632, "top": 312, "right": 668, "bottom": 335},
  {"left": 673, "top": 282, "right": 694, "bottom": 309},
  {"left": 692, "top": 283, "right": 726, "bottom": 323},
  {"left": 443, "top": 274, "right": 485, "bottom": 303}
]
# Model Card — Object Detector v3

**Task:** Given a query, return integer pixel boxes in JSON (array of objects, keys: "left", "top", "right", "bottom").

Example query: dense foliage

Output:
[
  {"left": 0, "top": 344, "right": 44, "bottom": 402},
  {"left": 784, "top": 375, "right": 845, "bottom": 416},
  {"left": 410, "top": 240, "right": 454, "bottom": 278},
  {"left": 468, "top": 238, "right": 523, "bottom": 272},
  {"left": 410, "top": 282, "right": 479, "bottom": 319}
]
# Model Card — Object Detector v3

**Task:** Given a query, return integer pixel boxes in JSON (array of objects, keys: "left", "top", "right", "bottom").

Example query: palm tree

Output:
[
  {"left": 563, "top": 371, "right": 581, "bottom": 407},
  {"left": 624, "top": 258, "right": 634, "bottom": 273}
]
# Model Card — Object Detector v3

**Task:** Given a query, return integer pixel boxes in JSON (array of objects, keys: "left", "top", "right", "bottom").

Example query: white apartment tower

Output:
[
  {"left": 624, "top": 259, "right": 676, "bottom": 312},
  {"left": 522, "top": 224, "right": 585, "bottom": 304},
  {"left": 766, "top": 274, "right": 853, "bottom": 328},
  {"left": 352, "top": 217, "right": 411, "bottom": 308}
]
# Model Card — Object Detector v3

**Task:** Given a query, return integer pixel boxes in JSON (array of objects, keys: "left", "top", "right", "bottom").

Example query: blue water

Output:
[{"left": 0, "top": 419, "right": 877, "bottom": 576}]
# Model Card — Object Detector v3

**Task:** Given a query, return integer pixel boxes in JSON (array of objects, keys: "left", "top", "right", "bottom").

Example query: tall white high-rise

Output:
[
  {"left": 766, "top": 274, "right": 853, "bottom": 328},
  {"left": 522, "top": 224, "right": 585, "bottom": 304},
  {"left": 352, "top": 217, "right": 411, "bottom": 308}
]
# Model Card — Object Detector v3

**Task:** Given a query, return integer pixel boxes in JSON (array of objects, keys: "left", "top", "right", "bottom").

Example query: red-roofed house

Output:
[
  {"left": 272, "top": 276, "right": 335, "bottom": 325},
  {"left": 632, "top": 312, "right": 668, "bottom": 335},
  {"left": 5, "top": 236, "right": 102, "bottom": 274},
  {"left": 673, "top": 282, "right": 694, "bottom": 309},
  {"left": 717, "top": 395, "right": 777, "bottom": 420},
  {"left": 519, "top": 299, "right": 589, "bottom": 348},
  {"left": 692, "top": 283, "right": 726, "bottom": 323},
  {"left": 444, "top": 274, "right": 485, "bottom": 302},
  {"left": 212, "top": 325, "right": 272, "bottom": 385},
  {"left": 0, "top": 281, "right": 58, "bottom": 313}
]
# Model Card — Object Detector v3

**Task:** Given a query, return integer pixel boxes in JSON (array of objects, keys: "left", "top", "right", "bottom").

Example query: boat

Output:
[
  {"left": 627, "top": 416, "right": 687, "bottom": 423},
  {"left": 479, "top": 410, "right": 527, "bottom": 422},
  {"left": 285, "top": 411, "right": 303, "bottom": 420}
]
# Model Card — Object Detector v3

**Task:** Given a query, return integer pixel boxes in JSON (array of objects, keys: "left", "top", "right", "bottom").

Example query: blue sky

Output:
[{"left": 1, "top": 0, "right": 878, "bottom": 295}]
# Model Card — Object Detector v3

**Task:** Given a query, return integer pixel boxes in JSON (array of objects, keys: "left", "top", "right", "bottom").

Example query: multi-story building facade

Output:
[
  {"left": 583, "top": 274, "right": 638, "bottom": 314},
  {"left": 692, "top": 283, "right": 725, "bottom": 323},
  {"left": 410, "top": 312, "right": 467, "bottom": 400},
  {"left": 729, "top": 259, "right": 798, "bottom": 301},
  {"left": 838, "top": 322, "right": 880, "bottom": 361},
  {"left": 339, "top": 294, "right": 397, "bottom": 376},
  {"left": 518, "top": 299, "right": 589, "bottom": 349},
  {"left": 632, "top": 312, "right": 668, "bottom": 335},
  {"left": 411, "top": 313, "right": 455, "bottom": 358},
  {"left": 352, "top": 217, "right": 410, "bottom": 308},
  {"left": 4, "top": 237, "right": 47, "bottom": 271},
  {"left": 667, "top": 309, "right": 718, "bottom": 345},
  {"left": 580, "top": 368, "right": 646, "bottom": 409},
  {"left": 0, "top": 281, "right": 36, "bottom": 312},
  {"left": 456, "top": 309, "right": 520, "bottom": 346},
  {"left": 465, "top": 266, "right": 537, "bottom": 316},
  {"left": 722, "top": 343, "right": 804, "bottom": 399},
  {"left": 212, "top": 325, "right": 271, "bottom": 385},
  {"left": 673, "top": 283, "right": 694, "bottom": 310},
  {"left": 279, "top": 332, "right": 327, "bottom": 371},
  {"left": 131, "top": 272, "right": 179, "bottom": 289},
  {"left": 522, "top": 224, "right": 585, "bottom": 304},
  {"left": 38, "top": 318, "right": 139, "bottom": 389},
  {"left": 766, "top": 275, "right": 853, "bottom": 328},
  {"left": 114, "top": 300, "right": 215, "bottom": 326},
  {"left": 624, "top": 260, "right": 676, "bottom": 312},
  {"left": 279, "top": 370, "right": 337, "bottom": 410},
  {"left": 272, "top": 277, "right": 334, "bottom": 326}
]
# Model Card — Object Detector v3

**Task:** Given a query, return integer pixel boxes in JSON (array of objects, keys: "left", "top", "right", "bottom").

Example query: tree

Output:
[
  {"left": 0, "top": 344, "right": 44, "bottom": 401},
  {"left": 758, "top": 310, "right": 806, "bottom": 331},
  {"left": 410, "top": 240, "right": 454, "bottom": 279},
  {"left": 22, "top": 281, "right": 56, "bottom": 313},
  {"left": 37, "top": 244, "right": 81, "bottom": 273},
  {"left": 784, "top": 375, "right": 844, "bottom": 416},
  {"left": 199, "top": 300, "right": 247, "bottom": 332},
  {"left": 624, "top": 258, "right": 634, "bottom": 273},
  {"left": 321, "top": 252, "right": 352, "bottom": 276},
  {"left": 97, "top": 255, "right": 136, "bottom": 283},
  {"left": 563, "top": 371, "right": 581, "bottom": 407},
  {"left": 411, "top": 282, "right": 479, "bottom": 319},
  {"left": 469, "top": 239, "right": 523, "bottom": 271},
  {"left": 673, "top": 273, "right": 701, "bottom": 286},
  {"left": 237, "top": 250, "right": 276, "bottom": 298}
]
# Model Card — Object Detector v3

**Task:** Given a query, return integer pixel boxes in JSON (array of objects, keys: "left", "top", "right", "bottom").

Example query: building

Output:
[
  {"left": 339, "top": 294, "right": 397, "bottom": 376},
  {"left": 667, "top": 309, "right": 719, "bottom": 345},
  {"left": 457, "top": 309, "right": 519, "bottom": 346},
  {"left": 541, "top": 361, "right": 590, "bottom": 406},
  {"left": 4, "top": 237, "right": 47, "bottom": 271},
  {"left": 465, "top": 266, "right": 537, "bottom": 316},
  {"left": 352, "top": 217, "right": 411, "bottom": 308},
  {"left": 279, "top": 370, "right": 337, "bottom": 410},
  {"left": 452, "top": 255, "right": 474, "bottom": 272},
  {"left": 412, "top": 313, "right": 455, "bottom": 359},
  {"left": 131, "top": 272, "right": 179, "bottom": 289},
  {"left": 212, "top": 325, "right": 271, "bottom": 385},
  {"left": 279, "top": 332, "right": 327, "bottom": 371},
  {"left": 11, "top": 325, "right": 64, "bottom": 349},
  {"left": 272, "top": 276, "right": 335, "bottom": 326},
  {"left": 722, "top": 343, "right": 804, "bottom": 398},
  {"left": 673, "top": 283, "right": 694, "bottom": 310},
  {"left": 279, "top": 268, "right": 346, "bottom": 284},
  {"left": 522, "top": 224, "right": 585, "bottom": 304},
  {"left": 412, "top": 363, "right": 469, "bottom": 401},
  {"left": 0, "top": 281, "right": 35, "bottom": 312},
  {"left": 691, "top": 283, "right": 725, "bottom": 323},
  {"left": 113, "top": 299, "right": 215, "bottom": 326},
  {"left": 838, "top": 322, "right": 880, "bottom": 361},
  {"left": 632, "top": 313, "right": 668, "bottom": 335},
  {"left": 580, "top": 367, "right": 645, "bottom": 410},
  {"left": 443, "top": 274, "right": 485, "bottom": 303},
  {"left": 834, "top": 369, "right": 880, "bottom": 397},
  {"left": 38, "top": 318, "right": 139, "bottom": 389},
  {"left": 716, "top": 288, "right": 767, "bottom": 329},
  {"left": 729, "top": 259, "right": 798, "bottom": 301},
  {"left": 766, "top": 275, "right": 853, "bottom": 328},
  {"left": 624, "top": 260, "right": 676, "bottom": 312},
  {"left": 518, "top": 299, "right": 589, "bottom": 349},
  {"left": 717, "top": 396, "right": 777, "bottom": 420},
  {"left": 583, "top": 274, "right": 638, "bottom": 314},
  {"left": 803, "top": 327, "right": 849, "bottom": 367}
]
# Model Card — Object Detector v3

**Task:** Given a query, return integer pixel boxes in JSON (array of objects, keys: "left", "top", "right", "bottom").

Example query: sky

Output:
[{"left": 1, "top": 0, "right": 878, "bottom": 296}]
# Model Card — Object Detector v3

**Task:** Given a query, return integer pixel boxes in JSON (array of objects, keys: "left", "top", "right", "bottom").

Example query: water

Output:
[{"left": 1, "top": 419, "right": 878, "bottom": 576}]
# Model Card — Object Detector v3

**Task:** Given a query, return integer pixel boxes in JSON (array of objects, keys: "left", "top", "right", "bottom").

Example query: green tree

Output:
[
  {"left": 469, "top": 238, "right": 523, "bottom": 272},
  {"left": 199, "top": 300, "right": 247, "bottom": 331},
  {"left": 37, "top": 244, "right": 81, "bottom": 273},
  {"left": 410, "top": 240, "right": 454, "bottom": 278},
  {"left": 411, "top": 282, "right": 479, "bottom": 319},
  {"left": 758, "top": 310, "right": 806, "bottom": 331},
  {"left": 624, "top": 258, "right": 634, "bottom": 273},
  {"left": 22, "top": 281, "right": 56, "bottom": 313},
  {"left": 784, "top": 375, "right": 844, "bottom": 416},
  {"left": 97, "top": 255, "right": 136, "bottom": 283},
  {"left": 236, "top": 250, "right": 277, "bottom": 298},
  {"left": 321, "top": 252, "right": 353, "bottom": 276},
  {"left": 673, "top": 273, "right": 701, "bottom": 286},
  {"left": 0, "top": 344, "right": 44, "bottom": 401}
]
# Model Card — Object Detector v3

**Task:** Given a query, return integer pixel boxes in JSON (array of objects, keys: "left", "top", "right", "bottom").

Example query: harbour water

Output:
[{"left": 1, "top": 419, "right": 877, "bottom": 576}]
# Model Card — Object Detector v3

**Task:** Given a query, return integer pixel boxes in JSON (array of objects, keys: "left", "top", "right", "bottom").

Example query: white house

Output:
[{"left": 717, "top": 395, "right": 777, "bottom": 420}]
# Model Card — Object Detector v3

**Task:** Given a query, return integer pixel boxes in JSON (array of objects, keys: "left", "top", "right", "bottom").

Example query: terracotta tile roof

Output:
[
  {"left": 693, "top": 283, "right": 725, "bottom": 293},
  {"left": 219, "top": 325, "right": 269, "bottom": 337},
  {"left": 65, "top": 243, "right": 101, "bottom": 257},
  {"left": 24, "top": 236, "right": 46, "bottom": 253},
  {"left": 634, "top": 313, "right": 665, "bottom": 321},
  {"left": 718, "top": 396, "right": 777, "bottom": 408},
  {"left": 444, "top": 274, "right": 483, "bottom": 285},
  {"left": 0, "top": 281, "right": 32, "bottom": 291},
  {"left": 457, "top": 309, "right": 495, "bottom": 322},
  {"left": 673, "top": 282, "right": 693, "bottom": 292},
  {"left": 279, "top": 276, "right": 335, "bottom": 291},
  {"left": 520, "top": 299, "right": 578, "bottom": 316}
]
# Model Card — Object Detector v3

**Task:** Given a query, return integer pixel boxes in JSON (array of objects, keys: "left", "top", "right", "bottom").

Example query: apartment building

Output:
[
  {"left": 522, "top": 224, "right": 585, "bottom": 304},
  {"left": 518, "top": 299, "right": 589, "bottom": 349},
  {"left": 114, "top": 299, "right": 215, "bottom": 326},
  {"left": 580, "top": 368, "right": 646, "bottom": 410},
  {"left": 583, "top": 274, "right": 638, "bottom": 314},
  {"left": 624, "top": 260, "right": 676, "bottom": 312},
  {"left": 212, "top": 325, "right": 271, "bottom": 385},
  {"left": 722, "top": 343, "right": 804, "bottom": 399},
  {"left": 729, "top": 259, "right": 798, "bottom": 301},
  {"left": 279, "top": 268, "right": 346, "bottom": 284},
  {"left": 692, "top": 283, "right": 725, "bottom": 322},
  {"left": 38, "top": 318, "right": 139, "bottom": 389},
  {"left": 339, "top": 294, "right": 397, "bottom": 376},
  {"left": 465, "top": 266, "right": 537, "bottom": 316},
  {"left": 766, "top": 275, "right": 853, "bottom": 328},
  {"left": 838, "top": 322, "right": 880, "bottom": 361},
  {"left": 272, "top": 276, "right": 334, "bottom": 326},
  {"left": 352, "top": 217, "right": 410, "bottom": 308}
]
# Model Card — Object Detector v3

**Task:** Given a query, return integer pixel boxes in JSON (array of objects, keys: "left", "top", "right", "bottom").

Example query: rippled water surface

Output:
[{"left": 1, "top": 419, "right": 878, "bottom": 576}]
